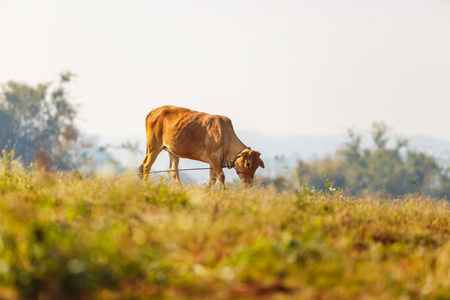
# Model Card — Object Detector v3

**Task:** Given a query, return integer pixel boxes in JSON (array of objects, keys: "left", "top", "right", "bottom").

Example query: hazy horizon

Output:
[{"left": 1, "top": 0, "right": 450, "bottom": 142}]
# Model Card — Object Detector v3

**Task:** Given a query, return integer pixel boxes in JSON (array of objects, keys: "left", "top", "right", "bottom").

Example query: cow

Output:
[{"left": 138, "top": 105, "right": 264, "bottom": 188}]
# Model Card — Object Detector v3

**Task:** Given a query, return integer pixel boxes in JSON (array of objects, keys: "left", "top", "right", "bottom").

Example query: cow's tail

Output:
[
  {"left": 144, "top": 109, "right": 154, "bottom": 123},
  {"left": 137, "top": 110, "right": 154, "bottom": 179}
]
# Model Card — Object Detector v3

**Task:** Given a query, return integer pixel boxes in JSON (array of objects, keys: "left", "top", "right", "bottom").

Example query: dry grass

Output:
[{"left": 0, "top": 165, "right": 449, "bottom": 299}]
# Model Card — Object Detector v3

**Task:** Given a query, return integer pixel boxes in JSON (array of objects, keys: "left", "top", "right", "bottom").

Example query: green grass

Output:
[{"left": 0, "top": 166, "right": 449, "bottom": 299}]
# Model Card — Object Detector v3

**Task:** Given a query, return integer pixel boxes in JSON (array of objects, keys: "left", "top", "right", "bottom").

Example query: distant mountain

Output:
[
  {"left": 237, "top": 130, "right": 346, "bottom": 161},
  {"left": 406, "top": 135, "right": 450, "bottom": 163},
  {"left": 239, "top": 131, "right": 450, "bottom": 162},
  {"left": 94, "top": 131, "right": 450, "bottom": 183}
]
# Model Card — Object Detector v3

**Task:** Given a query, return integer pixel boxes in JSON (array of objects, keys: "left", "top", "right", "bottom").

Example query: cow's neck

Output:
[{"left": 222, "top": 139, "right": 247, "bottom": 169}]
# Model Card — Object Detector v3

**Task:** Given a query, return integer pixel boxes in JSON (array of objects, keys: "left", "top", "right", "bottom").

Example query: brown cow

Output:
[{"left": 138, "top": 105, "right": 264, "bottom": 188}]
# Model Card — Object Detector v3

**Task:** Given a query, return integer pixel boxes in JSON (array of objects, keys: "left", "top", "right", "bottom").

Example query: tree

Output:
[
  {"left": 296, "top": 122, "right": 444, "bottom": 197},
  {"left": 296, "top": 157, "right": 346, "bottom": 192},
  {"left": 0, "top": 73, "right": 78, "bottom": 170}
]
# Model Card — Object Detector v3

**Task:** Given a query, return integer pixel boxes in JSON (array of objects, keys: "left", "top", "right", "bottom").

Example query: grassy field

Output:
[{"left": 0, "top": 160, "right": 450, "bottom": 299}]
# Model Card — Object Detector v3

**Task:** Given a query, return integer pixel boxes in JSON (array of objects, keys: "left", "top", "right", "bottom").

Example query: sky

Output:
[{"left": 1, "top": 0, "right": 450, "bottom": 143}]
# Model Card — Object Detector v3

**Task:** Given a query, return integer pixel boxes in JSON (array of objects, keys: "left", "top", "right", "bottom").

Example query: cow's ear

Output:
[{"left": 259, "top": 158, "right": 265, "bottom": 168}]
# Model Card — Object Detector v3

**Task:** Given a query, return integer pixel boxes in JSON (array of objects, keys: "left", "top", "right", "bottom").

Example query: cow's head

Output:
[{"left": 233, "top": 149, "right": 265, "bottom": 187}]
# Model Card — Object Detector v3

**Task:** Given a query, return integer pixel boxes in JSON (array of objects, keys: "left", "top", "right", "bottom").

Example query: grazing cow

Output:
[{"left": 138, "top": 105, "right": 265, "bottom": 188}]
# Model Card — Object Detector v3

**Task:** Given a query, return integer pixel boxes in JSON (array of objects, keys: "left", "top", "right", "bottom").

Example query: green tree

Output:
[
  {"left": 296, "top": 157, "right": 346, "bottom": 192},
  {"left": 296, "top": 122, "right": 444, "bottom": 197},
  {"left": 0, "top": 73, "right": 78, "bottom": 170},
  {"left": 434, "top": 167, "right": 450, "bottom": 198}
]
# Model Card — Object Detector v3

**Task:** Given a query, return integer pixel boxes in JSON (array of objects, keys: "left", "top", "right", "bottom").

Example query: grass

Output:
[{"left": 0, "top": 155, "right": 449, "bottom": 299}]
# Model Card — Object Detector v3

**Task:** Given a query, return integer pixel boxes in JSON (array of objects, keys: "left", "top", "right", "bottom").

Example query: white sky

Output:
[{"left": 1, "top": 0, "right": 450, "bottom": 141}]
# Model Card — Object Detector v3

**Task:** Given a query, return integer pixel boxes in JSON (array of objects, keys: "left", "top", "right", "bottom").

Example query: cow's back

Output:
[{"left": 145, "top": 106, "right": 235, "bottom": 161}]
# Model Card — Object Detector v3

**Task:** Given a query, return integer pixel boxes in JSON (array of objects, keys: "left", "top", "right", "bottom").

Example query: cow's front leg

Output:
[
  {"left": 207, "top": 167, "right": 217, "bottom": 189},
  {"left": 169, "top": 152, "right": 181, "bottom": 185},
  {"left": 209, "top": 160, "right": 225, "bottom": 190}
]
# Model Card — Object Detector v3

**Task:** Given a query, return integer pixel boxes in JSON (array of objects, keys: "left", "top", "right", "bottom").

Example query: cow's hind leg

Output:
[
  {"left": 169, "top": 152, "right": 181, "bottom": 185},
  {"left": 142, "top": 147, "right": 163, "bottom": 182}
]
